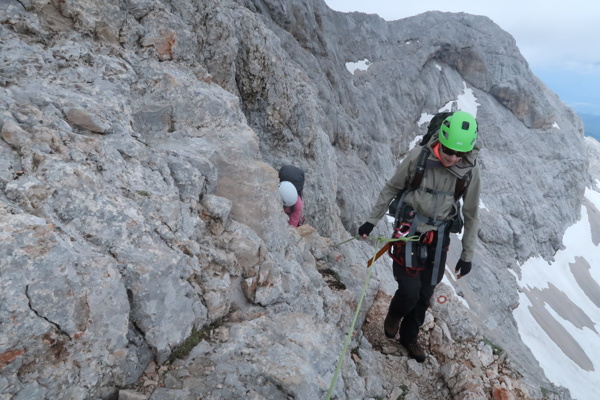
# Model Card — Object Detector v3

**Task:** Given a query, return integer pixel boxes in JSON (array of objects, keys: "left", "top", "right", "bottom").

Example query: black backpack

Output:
[
  {"left": 387, "top": 112, "right": 470, "bottom": 233},
  {"left": 419, "top": 112, "right": 453, "bottom": 146},
  {"left": 278, "top": 165, "right": 305, "bottom": 198}
]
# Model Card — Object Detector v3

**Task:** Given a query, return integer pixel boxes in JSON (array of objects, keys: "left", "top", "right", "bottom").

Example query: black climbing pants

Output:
[{"left": 388, "top": 230, "right": 450, "bottom": 343}]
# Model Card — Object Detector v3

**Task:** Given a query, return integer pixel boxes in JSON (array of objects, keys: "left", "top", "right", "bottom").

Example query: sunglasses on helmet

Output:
[{"left": 441, "top": 144, "right": 469, "bottom": 158}]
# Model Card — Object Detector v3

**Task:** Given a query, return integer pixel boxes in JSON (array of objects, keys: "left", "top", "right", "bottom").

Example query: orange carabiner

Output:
[{"left": 421, "top": 231, "right": 434, "bottom": 245}]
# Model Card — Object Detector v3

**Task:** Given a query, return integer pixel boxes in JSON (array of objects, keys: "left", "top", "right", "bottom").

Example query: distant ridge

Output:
[{"left": 579, "top": 112, "right": 600, "bottom": 141}]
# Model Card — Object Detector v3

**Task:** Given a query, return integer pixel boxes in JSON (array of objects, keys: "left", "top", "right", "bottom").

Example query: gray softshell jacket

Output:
[{"left": 366, "top": 139, "right": 481, "bottom": 263}]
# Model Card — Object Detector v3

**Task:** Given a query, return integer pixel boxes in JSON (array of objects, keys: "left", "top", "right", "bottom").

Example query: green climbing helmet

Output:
[{"left": 438, "top": 111, "right": 478, "bottom": 152}]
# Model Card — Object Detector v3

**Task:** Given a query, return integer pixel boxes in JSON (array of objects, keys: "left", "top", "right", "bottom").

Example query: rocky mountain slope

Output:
[{"left": 0, "top": 0, "right": 590, "bottom": 399}]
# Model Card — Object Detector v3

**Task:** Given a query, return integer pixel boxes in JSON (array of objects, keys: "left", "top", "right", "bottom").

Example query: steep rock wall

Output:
[{"left": 0, "top": 0, "right": 589, "bottom": 399}]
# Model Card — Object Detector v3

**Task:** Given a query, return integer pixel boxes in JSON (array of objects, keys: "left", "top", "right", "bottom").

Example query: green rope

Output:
[
  {"left": 332, "top": 235, "right": 359, "bottom": 248},
  {"left": 324, "top": 238, "right": 381, "bottom": 400},
  {"left": 333, "top": 234, "right": 420, "bottom": 248},
  {"left": 376, "top": 235, "right": 420, "bottom": 243},
  {"left": 324, "top": 234, "right": 418, "bottom": 399}
]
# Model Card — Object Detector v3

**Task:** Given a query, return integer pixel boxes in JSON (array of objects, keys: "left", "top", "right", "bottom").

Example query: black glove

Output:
[
  {"left": 455, "top": 259, "right": 472, "bottom": 278},
  {"left": 358, "top": 222, "right": 374, "bottom": 237}
]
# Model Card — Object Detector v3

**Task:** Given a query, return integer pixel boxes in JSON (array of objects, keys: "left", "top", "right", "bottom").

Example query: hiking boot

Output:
[
  {"left": 384, "top": 312, "right": 400, "bottom": 338},
  {"left": 401, "top": 340, "right": 426, "bottom": 363}
]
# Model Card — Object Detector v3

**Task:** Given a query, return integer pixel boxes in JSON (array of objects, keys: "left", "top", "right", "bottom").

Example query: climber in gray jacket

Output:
[{"left": 358, "top": 111, "right": 481, "bottom": 363}]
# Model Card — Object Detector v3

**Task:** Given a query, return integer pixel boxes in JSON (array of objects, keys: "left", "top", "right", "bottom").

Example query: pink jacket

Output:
[{"left": 284, "top": 195, "right": 303, "bottom": 227}]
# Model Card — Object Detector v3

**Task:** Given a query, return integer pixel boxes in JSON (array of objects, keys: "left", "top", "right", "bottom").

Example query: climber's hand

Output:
[
  {"left": 358, "top": 222, "right": 374, "bottom": 238},
  {"left": 455, "top": 259, "right": 472, "bottom": 279}
]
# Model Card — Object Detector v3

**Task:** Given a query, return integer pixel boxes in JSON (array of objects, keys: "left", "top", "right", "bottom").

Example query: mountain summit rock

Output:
[{"left": 0, "top": 0, "right": 589, "bottom": 399}]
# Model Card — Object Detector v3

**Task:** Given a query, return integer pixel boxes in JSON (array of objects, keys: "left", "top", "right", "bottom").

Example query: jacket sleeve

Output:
[
  {"left": 365, "top": 154, "right": 414, "bottom": 226},
  {"left": 459, "top": 165, "right": 480, "bottom": 262},
  {"left": 287, "top": 196, "right": 303, "bottom": 227}
]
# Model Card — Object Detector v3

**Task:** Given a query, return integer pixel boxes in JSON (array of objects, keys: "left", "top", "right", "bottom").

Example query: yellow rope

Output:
[
  {"left": 333, "top": 234, "right": 419, "bottom": 248},
  {"left": 332, "top": 235, "right": 359, "bottom": 247},
  {"left": 324, "top": 234, "right": 418, "bottom": 399}
]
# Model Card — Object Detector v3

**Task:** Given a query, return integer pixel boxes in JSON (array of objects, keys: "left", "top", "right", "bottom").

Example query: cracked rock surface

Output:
[{"left": 0, "top": 0, "right": 590, "bottom": 399}]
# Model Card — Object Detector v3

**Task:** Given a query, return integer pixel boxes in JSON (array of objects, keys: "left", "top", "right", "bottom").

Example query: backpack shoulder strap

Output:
[
  {"left": 388, "top": 147, "right": 429, "bottom": 217},
  {"left": 454, "top": 170, "right": 471, "bottom": 201},
  {"left": 408, "top": 146, "right": 430, "bottom": 191}
]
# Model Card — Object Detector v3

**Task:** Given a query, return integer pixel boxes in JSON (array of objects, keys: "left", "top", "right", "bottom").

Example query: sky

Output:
[
  {"left": 324, "top": 0, "right": 600, "bottom": 116},
  {"left": 372, "top": 71, "right": 600, "bottom": 399}
]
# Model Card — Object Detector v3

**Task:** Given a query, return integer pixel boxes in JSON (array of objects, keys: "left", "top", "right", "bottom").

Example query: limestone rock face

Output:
[{"left": 0, "top": 0, "right": 588, "bottom": 399}]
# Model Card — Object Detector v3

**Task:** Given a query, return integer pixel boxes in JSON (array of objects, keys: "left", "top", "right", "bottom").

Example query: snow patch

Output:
[
  {"left": 513, "top": 186, "right": 600, "bottom": 400},
  {"left": 408, "top": 135, "right": 423, "bottom": 150},
  {"left": 346, "top": 59, "right": 371, "bottom": 74},
  {"left": 419, "top": 82, "right": 480, "bottom": 125}
]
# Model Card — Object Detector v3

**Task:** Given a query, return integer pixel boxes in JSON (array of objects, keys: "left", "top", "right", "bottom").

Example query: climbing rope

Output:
[
  {"left": 325, "top": 234, "right": 419, "bottom": 399},
  {"left": 332, "top": 235, "right": 359, "bottom": 248}
]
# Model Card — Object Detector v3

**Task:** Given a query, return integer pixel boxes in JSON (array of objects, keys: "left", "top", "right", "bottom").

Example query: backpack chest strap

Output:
[{"left": 423, "top": 187, "right": 455, "bottom": 197}]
